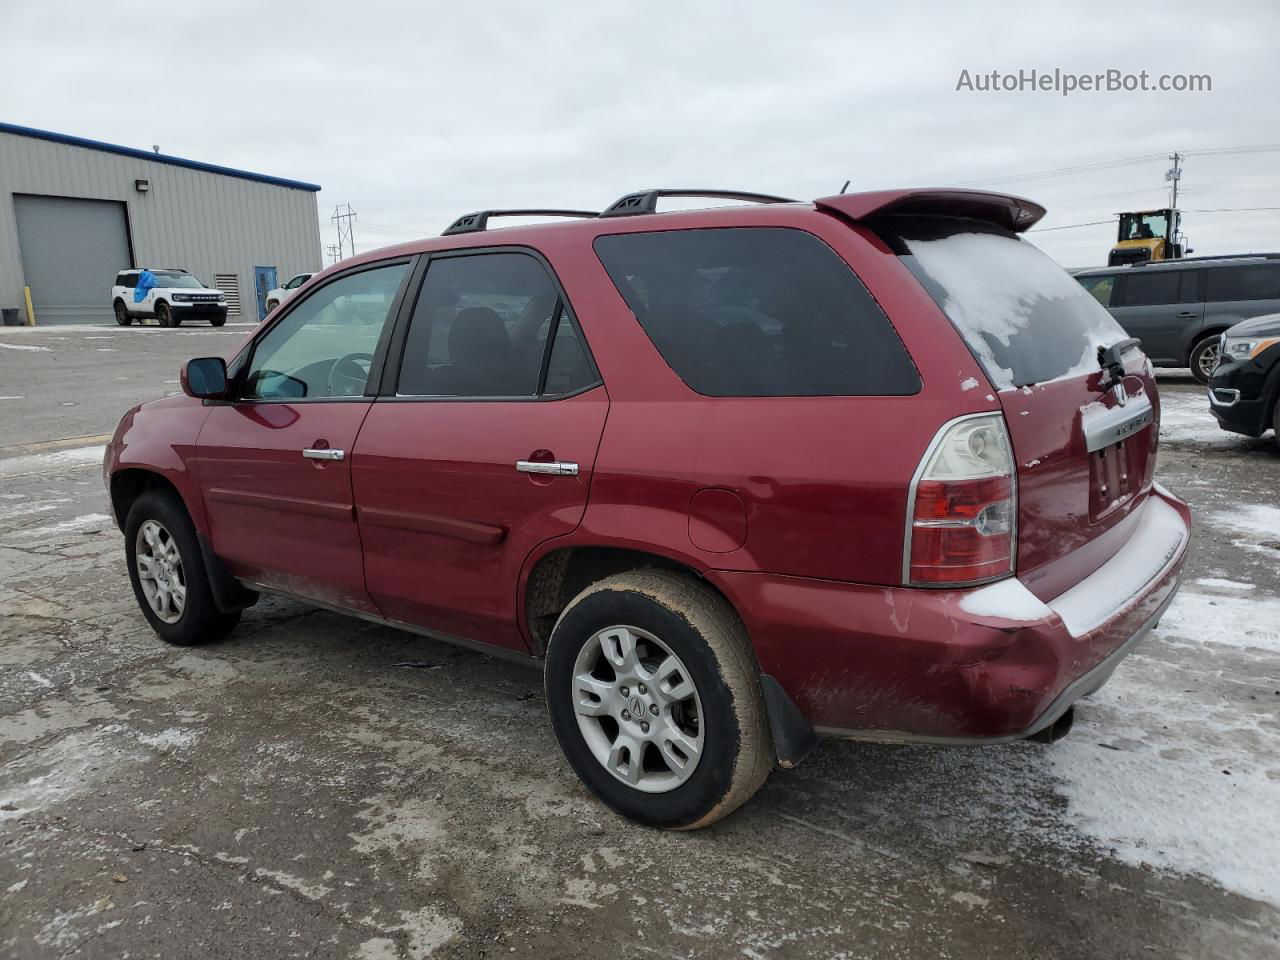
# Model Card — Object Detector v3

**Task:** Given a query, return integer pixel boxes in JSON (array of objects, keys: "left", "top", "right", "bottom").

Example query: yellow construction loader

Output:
[{"left": 1108, "top": 209, "right": 1186, "bottom": 266}]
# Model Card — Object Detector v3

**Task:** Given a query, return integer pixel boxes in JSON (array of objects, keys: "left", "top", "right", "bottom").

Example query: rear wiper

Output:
[{"left": 1098, "top": 337, "right": 1142, "bottom": 392}]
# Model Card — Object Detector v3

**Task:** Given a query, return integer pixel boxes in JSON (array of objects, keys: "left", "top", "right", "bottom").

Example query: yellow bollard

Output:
[{"left": 23, "top": 286, "right": 36, "bottom": 326}]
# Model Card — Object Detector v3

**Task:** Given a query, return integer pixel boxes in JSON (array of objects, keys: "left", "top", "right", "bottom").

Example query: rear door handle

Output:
[
  {"left": 516, "top": 460, "right": 578, "bottom": 476},
  {"left": 1176, "top": 311, "right": 1198, "bottom": 318},
  {"left": 303, "top": 448, "right": 345, "bottom": 461}
]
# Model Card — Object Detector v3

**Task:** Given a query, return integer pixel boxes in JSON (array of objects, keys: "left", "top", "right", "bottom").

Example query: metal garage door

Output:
[{"left": 14, "top": 195, "right": 132, "bottom": 324}]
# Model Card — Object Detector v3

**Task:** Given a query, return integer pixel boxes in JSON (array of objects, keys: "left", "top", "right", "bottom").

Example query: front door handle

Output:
[
  {"left": 303, "top": 448, "right": 345, "bottom": 461},
  {"left": 516, "top": 460, "right": 578, "bottom": 476},
  {"left": 1176, "top": 311, "right": 1198, "bottom": 318}
]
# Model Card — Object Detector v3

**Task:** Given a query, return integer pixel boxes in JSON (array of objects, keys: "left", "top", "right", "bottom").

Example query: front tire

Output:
[
  {"left": 266, "top": 299, "right": 279, "bottom": 313},
  {"left": 125, "top": 489, "right": 240, "bottom": 645},
  {"left": 210, "top": 314, "right": 227, "bottom": 327},
  {"left": 1189, "top": 335, "right": 1221, "bottom": 385},
  {"left": 113, "top": 300, "right": 133, "bottom": 326},
  {"left": 156, "top": 302, "right": 175, "bottom": 328},
  {"left": 545, "top": 570, "right": 772, "bottom": 829}
]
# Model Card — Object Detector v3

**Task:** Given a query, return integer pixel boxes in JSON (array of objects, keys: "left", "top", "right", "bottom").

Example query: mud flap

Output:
[
  {"left": 761, "top": 674, "right": 819, "bottom": 769},
  {"left": 197, "top": 533, "right": 259, "bottom": 613}
]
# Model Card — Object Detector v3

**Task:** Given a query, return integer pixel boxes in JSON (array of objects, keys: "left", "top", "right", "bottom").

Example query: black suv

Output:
[
  {"left": 1075, "top": 254, "right": 1280, "bottom": 384},
  {"left": 1209, "top": 312, "right": 1280, "bottom": 440}
]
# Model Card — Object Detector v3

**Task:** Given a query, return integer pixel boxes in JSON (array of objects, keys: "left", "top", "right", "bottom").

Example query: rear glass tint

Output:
[
  {"left": 593, "top": 227, "right": 920, "bottom": 397},
  {"left": 1205, "top": 263, "right": 1280, "bottom": 302},
  {"left": 883, "top": 217, "right": 1127, "bottom": 389},
  {"left": 1115, "top": 270, "right": 1182, "bottom": 307}
]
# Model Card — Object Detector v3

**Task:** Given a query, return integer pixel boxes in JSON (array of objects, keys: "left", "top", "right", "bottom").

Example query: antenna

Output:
[{"left": 840, "top": 180, "right": 851, "bottom": 194}]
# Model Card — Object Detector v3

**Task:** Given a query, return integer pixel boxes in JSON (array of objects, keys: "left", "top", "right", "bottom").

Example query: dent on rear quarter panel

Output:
[{"left": 111, "top": 394, "right": 212, "bottom": 532}]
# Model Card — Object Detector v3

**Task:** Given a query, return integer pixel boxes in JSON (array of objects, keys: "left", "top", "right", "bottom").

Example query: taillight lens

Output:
[{"left": 906, "top": 414, "right": 1016, "bottom": 586}]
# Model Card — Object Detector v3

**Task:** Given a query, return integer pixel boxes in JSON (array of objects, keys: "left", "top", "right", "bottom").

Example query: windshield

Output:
[
  {"left": 153, "top": 272, "right": 205, "bottom": 289},
  {"left": 1118, "top": 212, "right": 1169, "bottom": 241},
  {"left": 886, "top": 217, "right": 1127, "bottom": 389}
]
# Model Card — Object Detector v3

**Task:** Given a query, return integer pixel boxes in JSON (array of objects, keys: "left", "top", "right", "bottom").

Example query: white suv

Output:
[
  {"left": 265, "top": 272, "right": 315, "bottom": 314},
  {"left": 112, "top": 269, "right": 228, "bottom": 328}
]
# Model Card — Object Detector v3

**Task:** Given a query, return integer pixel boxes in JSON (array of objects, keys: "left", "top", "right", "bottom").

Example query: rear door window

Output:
[
  {"left": 396, "top": 251, "right": 598, "bottom": 398},
  {"left": 1114, "top": 270, "right": 1182, "bottom": 307},
  {"left": 1205, "top": 263, "right": 1280, "bottom": 302},
  {"left": 593, "top": 227, "right": 920, "bottom": 397},
  {"left": 883, "top": 217, "right": 1127, "bottom": 389}
]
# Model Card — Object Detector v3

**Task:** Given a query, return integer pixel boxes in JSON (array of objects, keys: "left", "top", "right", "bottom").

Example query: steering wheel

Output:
[{"left": 326, "top": 352, "right": 374, "bottom": 397}]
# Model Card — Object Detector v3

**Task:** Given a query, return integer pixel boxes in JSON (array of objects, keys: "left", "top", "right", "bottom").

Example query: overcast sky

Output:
[{"left": 3, "top": 0, "right": 1279, "bottom": 268}]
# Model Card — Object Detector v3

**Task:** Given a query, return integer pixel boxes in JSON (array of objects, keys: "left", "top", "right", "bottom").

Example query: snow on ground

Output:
[
  {"left": 1159, "top": 391, "right": 1242, "bottom": 446},
  {"left": 0, "top": 445, "right": 105, "bottom": 480},
  {"left": 1212, "top": 504, "right": 1280, "bottom": 541},
  {"left": 1046, "top": 584, "right": 1280, "bottom": 907},
  {"left": 5, "top": 512, "right": 113, "bottom": 544},
  {"left": 0, "top": 342, "right": 51, "bottom": 352}
]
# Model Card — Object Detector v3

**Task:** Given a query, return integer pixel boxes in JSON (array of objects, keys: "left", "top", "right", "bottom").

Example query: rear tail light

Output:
[{"left": 905, "top": 413, "right": 1016, "bottom": 586}]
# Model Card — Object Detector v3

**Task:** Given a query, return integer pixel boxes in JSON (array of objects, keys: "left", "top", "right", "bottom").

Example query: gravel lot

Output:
[{"left": 2, "top": 322, "right": 1278, "bottom": 959}]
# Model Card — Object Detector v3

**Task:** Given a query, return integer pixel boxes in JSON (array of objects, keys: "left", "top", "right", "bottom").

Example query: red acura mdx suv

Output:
[{"left": 105, "top": 188, "right": 1190, "bottom": 828}]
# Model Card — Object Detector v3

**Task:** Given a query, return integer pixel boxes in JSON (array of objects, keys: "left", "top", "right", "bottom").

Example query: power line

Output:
[
  {"left": 953, "top": 153, "right": 1166, "bottom": 187},
  {"left": 360, "top": 220, "right": 430, "bottom": 237},
  {"left": 1182, "top": 144, "right": 1280, "bottom": 158},
  {"left": 1029, "top": 205, "right": 1280, "bottom": 234},
  {"left": 1028, "top": 219, "right": 1115, "bottom": 233},
  {"left": 954, "top": 144, "right": 1280, "bottom": 189},
  {"left": 1183, "top": 206, "right": 1280, "bottom": 213}
]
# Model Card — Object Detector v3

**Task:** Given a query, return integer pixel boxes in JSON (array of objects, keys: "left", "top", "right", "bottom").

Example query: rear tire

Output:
[
  {"left": 1189, "top": 335, "right": 1221, "bottom": 385},
  {"left": 113, "top": 300, "right": 133, "bottom": 326},
  {"left": 156, "top": 302, "right": 173, "bottom": 328},
  {"left": 544, "top": 570, "right": 772, "bottom": 830},
  {"left": 124, "top": 489, "right": 240, "bottom": 646}
]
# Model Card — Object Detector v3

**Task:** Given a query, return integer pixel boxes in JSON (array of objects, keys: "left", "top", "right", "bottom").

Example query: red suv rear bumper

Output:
[{"left": 711, "top": 486, "right": 1190, "bottom": 744}]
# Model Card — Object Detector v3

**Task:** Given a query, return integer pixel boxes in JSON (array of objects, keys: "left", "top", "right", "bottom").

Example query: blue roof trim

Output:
[{"left": 0, "top": 121, "right": 322, "bottom": 193}]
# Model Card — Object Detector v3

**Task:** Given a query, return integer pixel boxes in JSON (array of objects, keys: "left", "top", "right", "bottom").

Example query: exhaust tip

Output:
[{"left": 1027, "top": 706, "right": 1075, "bottom": 744}]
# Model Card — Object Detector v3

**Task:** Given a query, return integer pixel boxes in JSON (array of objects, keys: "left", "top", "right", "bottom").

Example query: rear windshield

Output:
[
  {"left": 882, "top": 217, "right": 1126, "bottom": 389},
  {"left": 593, "top": 227, "right": 920, "bottom": 397}
]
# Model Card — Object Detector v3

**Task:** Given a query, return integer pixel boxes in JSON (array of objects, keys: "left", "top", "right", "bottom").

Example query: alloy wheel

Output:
[
  {"left": 1198, "top": 341, "right": 1221, "bottom": 380},
  {"left": 571, "top": 625, "right": 704, "bottom": 793},
  {"left": 135, "top": 519, "right": 186, "bottom": 623}
]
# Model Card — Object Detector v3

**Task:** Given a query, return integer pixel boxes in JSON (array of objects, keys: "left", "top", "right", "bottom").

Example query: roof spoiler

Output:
[{"left": 814, "top": 188, "right": 1046, "bottom": 233}]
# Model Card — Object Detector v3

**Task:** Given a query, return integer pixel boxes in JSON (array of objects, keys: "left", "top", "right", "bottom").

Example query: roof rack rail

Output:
[
  {"left": 600, "top": 189, "right": 797, "bottom": 218},
  {"left": 442, "top": 209, "right": 599, "bottom": 236},
  {"left": 1131, "top": 251, "right": 1280, "bottom": 267}
]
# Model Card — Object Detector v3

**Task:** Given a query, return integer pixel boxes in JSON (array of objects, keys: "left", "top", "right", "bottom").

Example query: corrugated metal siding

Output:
[{"left": 0, "top": 130, "right": 321, "bottom": 322}]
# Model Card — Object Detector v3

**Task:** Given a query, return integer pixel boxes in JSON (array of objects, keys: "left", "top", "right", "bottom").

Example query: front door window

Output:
[{"left": 242, "top": 262, "right": 408, "bottom": 400}]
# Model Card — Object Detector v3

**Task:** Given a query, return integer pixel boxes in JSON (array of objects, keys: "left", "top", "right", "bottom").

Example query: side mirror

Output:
[{"left": 181, "top": 357, "right": 229, "bottom": 399}]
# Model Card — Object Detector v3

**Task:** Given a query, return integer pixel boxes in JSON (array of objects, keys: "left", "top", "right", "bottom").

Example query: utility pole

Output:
[
  {"left": 326, "top": 243, "right": 341, "bottom": 265},
  {"left": 331, "top": 204, "right": 357, "bottom": 260},
  {"left": 1165, "top": 153, "right": 1184, "bottom": 255},
  {"left": 1165, "top": 153, "right": 1183, "bottom": 209}
]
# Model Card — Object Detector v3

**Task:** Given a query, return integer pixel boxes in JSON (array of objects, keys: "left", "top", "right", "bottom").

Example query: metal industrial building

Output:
[{"left": 0, "top": 122, "right": 322, "bottom": 324}]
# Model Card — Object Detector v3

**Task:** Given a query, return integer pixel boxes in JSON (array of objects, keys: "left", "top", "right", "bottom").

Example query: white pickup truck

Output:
[{"left": 112, "top": 269, "right": 228, "bottom": 327}]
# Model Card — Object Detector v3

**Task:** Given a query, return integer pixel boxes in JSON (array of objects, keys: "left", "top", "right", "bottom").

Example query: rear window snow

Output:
[{"left": 888, "top": 218, "right": 1127, "bottom": 389}]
